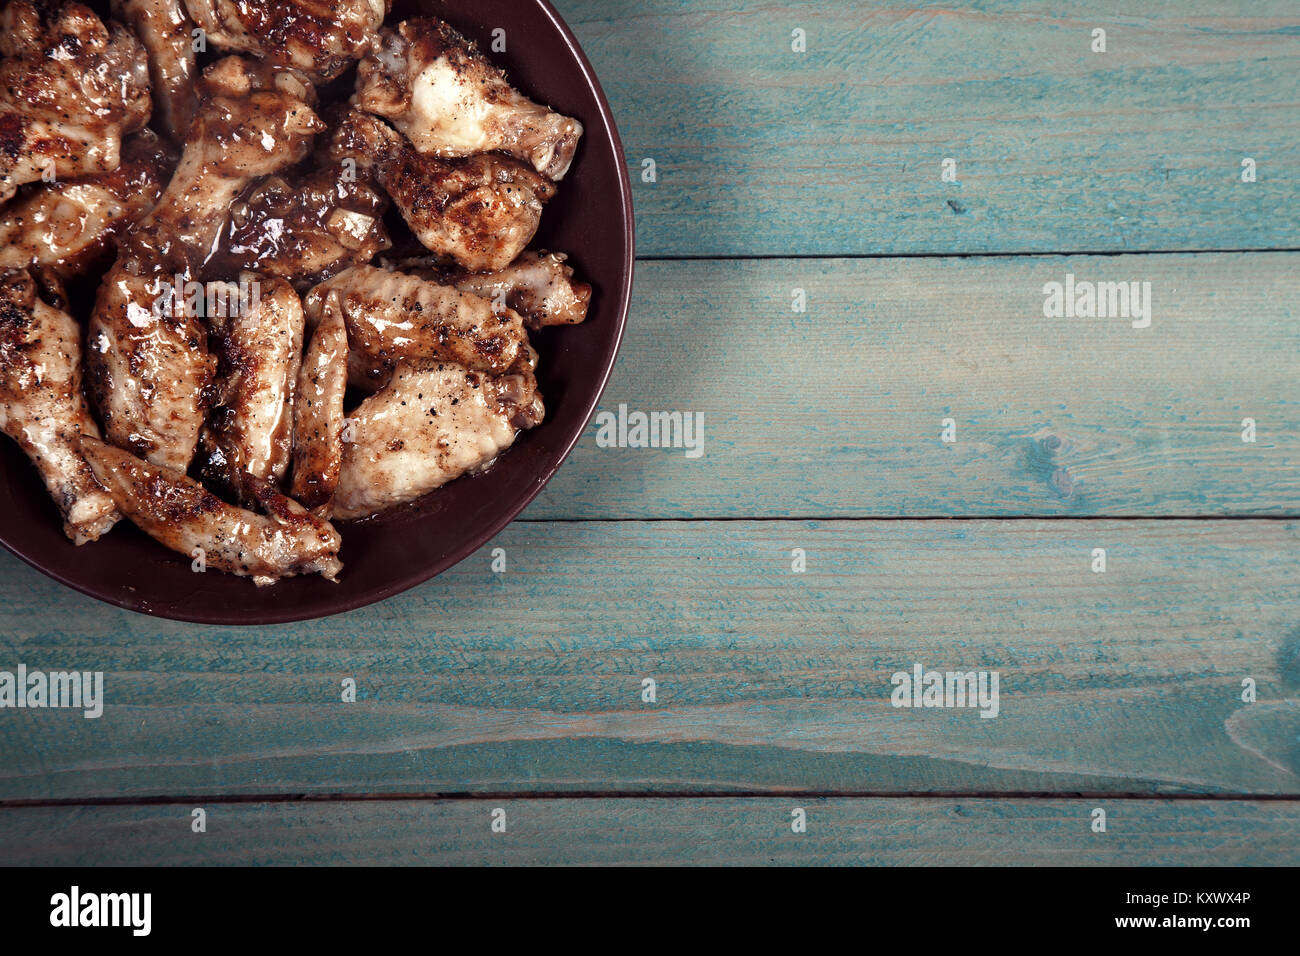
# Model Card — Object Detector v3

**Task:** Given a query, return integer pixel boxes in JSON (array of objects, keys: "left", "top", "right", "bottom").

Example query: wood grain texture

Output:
[
  {"left": 555, "top": 0, "right": 1300, "bottom": 257},
  {"left": 2, "top": 2, "right": 1297, "bottom": 867},
  {"left": 2, "top": 519, "right": 1297, "bottom": 800},
  {"left": 526, "top": 253, "right": 1299, "bottom": 519},
  {"left": 2, "top": 798, "right": 1296, "bottom": 865}
]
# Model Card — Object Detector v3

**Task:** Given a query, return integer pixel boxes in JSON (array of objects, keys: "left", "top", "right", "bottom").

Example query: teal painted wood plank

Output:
[
  {"left": 526, "top": 253, "right": 1299, "bottom": 519},
  {"left": 554, "top": 0, "right": 1300, "bottom": 256},
  {"left": 1, "top": 519, "right": 1297, "bottom": 800},
  {"left": 2, "top": 798, "right": 1296, "bottom": 865}
]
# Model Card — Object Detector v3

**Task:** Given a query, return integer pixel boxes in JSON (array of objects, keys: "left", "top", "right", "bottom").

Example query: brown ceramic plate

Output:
[{"left": 0, "top": 0, "right": 634, "bottom": 624}]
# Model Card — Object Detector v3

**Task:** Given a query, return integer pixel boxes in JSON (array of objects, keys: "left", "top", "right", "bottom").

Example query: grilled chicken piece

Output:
[
  {"left": 305, "top": 264, "right": 530, "bottom": 392},
  {"left": 333, "top": 360, "right": 543, "bottom": 519},
  {"left": 122, "top": 56, "right": 323, "bottom": 276},
  {"left": 0, "top": 0, "right": 41, "bottom": 54},
  {"left": 0, "top": 131, "right": 175, "bottom": 280},
  {"left": 85, "top": 266, "right": 213, "bottom": 471},
  {"left": 113, "top": 0, "right": 199, "bottom": 140},
  {"left": 289, "top": 289, "right": 346, "bottom": 514},
  {"left": 356, "top": 17, "right": 582, "bottom": 180},
  {"left": 0, "top": 270, "right": 119, "bottom": 543},
  {"left": 329, "top": 110, "right": 552, "bottom": 272},
  {"left": 210, "top": 162, "right": 390, "bottom": 291},
  {"left": 87, "top": 60, "right": 318, "bottom": 473},
  {"left": 82, "top": 436, "right": 343, "bottom": 585},
  {"left": 197, "top": 276, "right": 303, "bottom": 495},
  {"left": 183, "top": 0, "right": 389, "bottom": 82},
  {"left": 446, "top": 252, "right": 591, "bottom": 329},
  {"left": 0, "top": 2, "right": 151, "bottom": 203}
]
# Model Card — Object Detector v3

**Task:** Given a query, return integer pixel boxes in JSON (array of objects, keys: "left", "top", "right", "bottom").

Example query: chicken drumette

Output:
[
  {"left": 85, "top": 268, "right": 213, "bottom": 471},
  {"left": 289, "top": 288, "right": 347, "bottom": 515},
  {"left": 441, "top": 251, "right": 591, "bottom": 330},
  {"left": 356, "top": 17, "right": 582, "bottom": 180}
]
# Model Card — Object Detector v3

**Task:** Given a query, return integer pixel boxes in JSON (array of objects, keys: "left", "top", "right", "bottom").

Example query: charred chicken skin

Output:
[
  {"left": 0, "top": 2, "right": 151, "bottom": 203},
  {"left": 183, "top": 0, "right": 389, "bottom": 82},
  {"left": 330, "top": 109, "right": 552, "bottom": 273}
]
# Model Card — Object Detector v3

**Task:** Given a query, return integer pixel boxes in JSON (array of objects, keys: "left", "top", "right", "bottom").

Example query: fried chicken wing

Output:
[
  {"left": 209, "top": 162, "right": 390, "bottom": 291},
  {"left": 82, "top": 435, "right": 343, "bottom": 585},
  {"left": 123, "top": 56, "right": 323, "bottom": 275},
  {"left": 113, "top": 0, "right": 199, "bottom": 140},
  {"left": 0, "top": 270, "right": 119, "bottom": 544},
  {"left": 305, "top": 264, "right": 530, "bottom": 392},
  {"left": 289, "top": 288, "right": 346, "bottom": 514},
  {"left": 183, "top": 0, "right": 388, "bottom": 82},
  {"left": 0, "top": 131, "right": 174, "bottom": 279},
  {"left": 197, "top": 275, "right": 303, "bottom": 494},
  {"left": 333, "top": 360, "right": 543, "bottom": 519},
  {"left": 330, "top": 110, "right": 552, "bottom": 272},
  {"left": 87, "top": 59, "right": 319, "bottom": 475},
  {"left": 0, "top": 2, "right": 151, "bottom": 202},
  {"left": 85, "top": 266, "right": 213, "bottom": 470},
  {"left": 356, "top": 17, "right": 582, "bottom": 180},
  {"left": 446, "top": 251, "right": 591, "bottom": 330}
]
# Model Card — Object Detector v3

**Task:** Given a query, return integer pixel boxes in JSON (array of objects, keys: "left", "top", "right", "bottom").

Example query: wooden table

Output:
[{"left": 2, "top": 0, "right": 1298, "bottom": 865}]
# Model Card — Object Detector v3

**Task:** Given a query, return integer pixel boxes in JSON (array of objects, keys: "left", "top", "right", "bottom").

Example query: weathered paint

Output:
[
  {"left": 557, "top": 0, "right": 1300, "bottom": 256},
  {"left": 1, "top": 520, "right": 1296, "bottom": 800},
  {"left": 528, "top": 254, "right": 1299, "bottom": 518}
]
